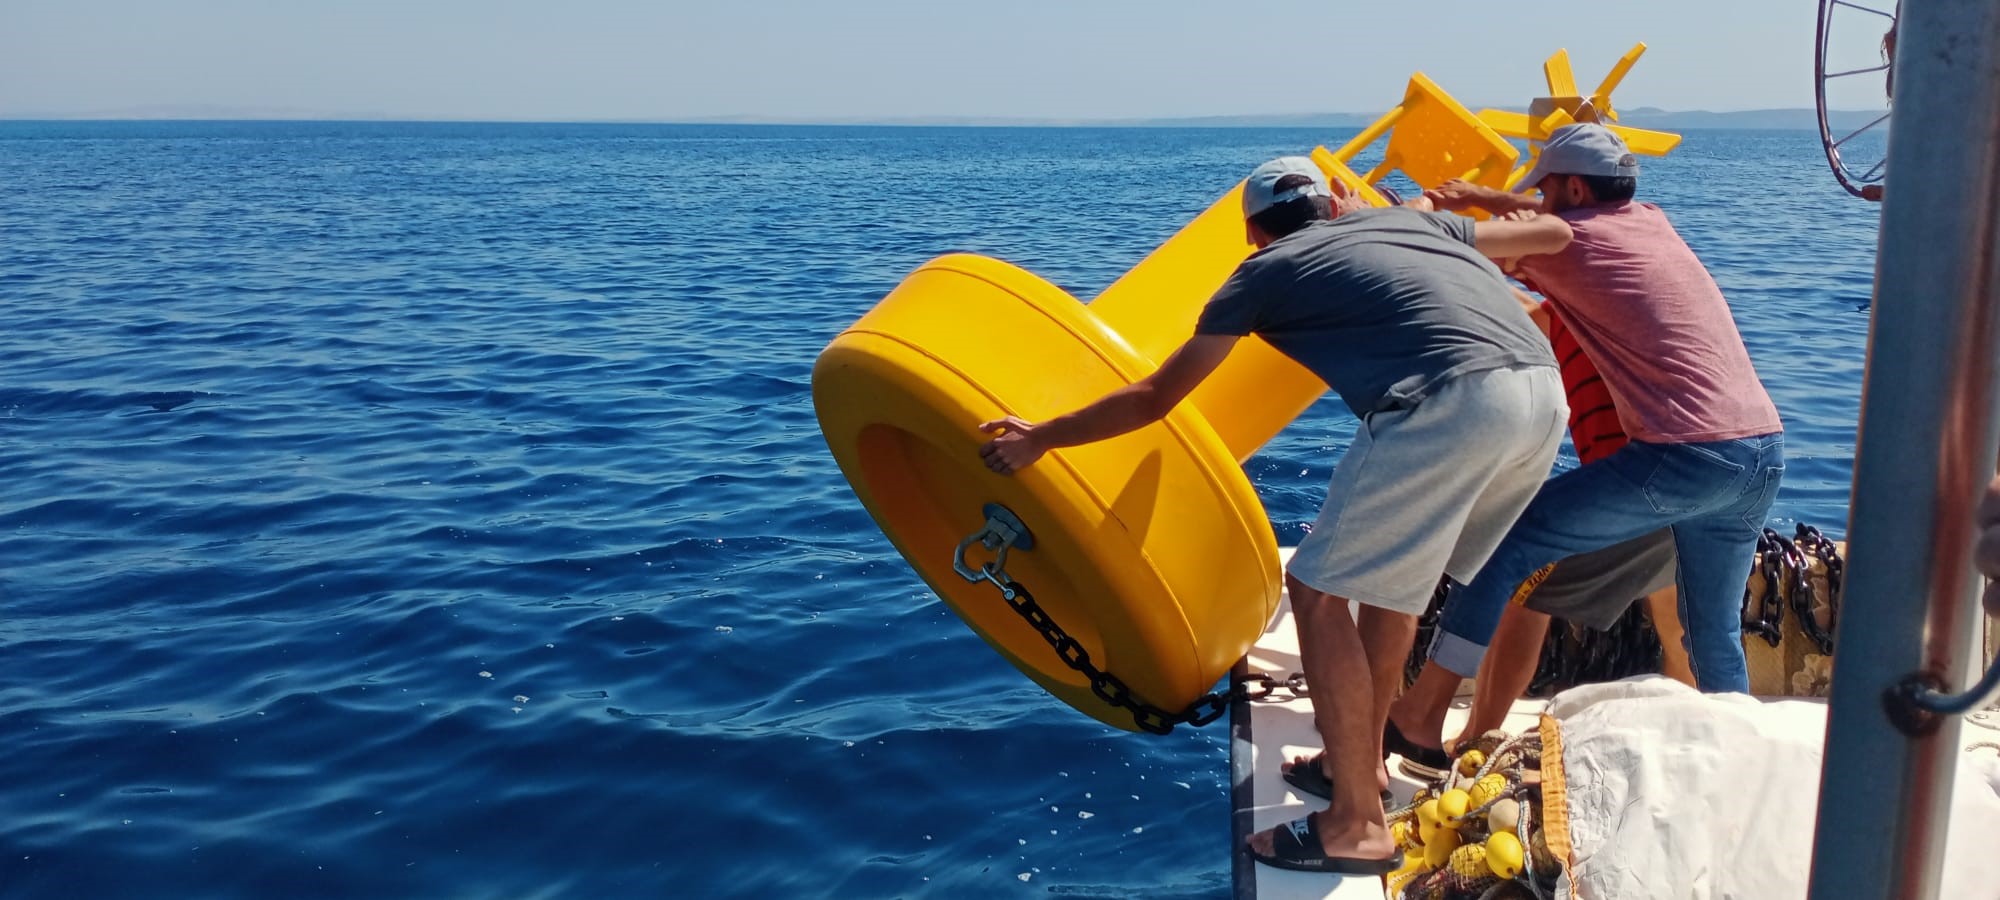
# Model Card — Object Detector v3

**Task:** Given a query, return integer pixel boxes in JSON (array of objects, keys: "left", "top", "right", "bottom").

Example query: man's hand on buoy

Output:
[
  {"left": 1977, "top": 474, "right": 2000, "bottom": 618},
  {"left": 1327, "top": 178, "right": 1370, "bottom": 218},
  {"left": 979, "top": 417, "right": 1045, "bottom": 474},
  {"left": 1423, "top": 178, "right": 1484, "bottom": 213}
]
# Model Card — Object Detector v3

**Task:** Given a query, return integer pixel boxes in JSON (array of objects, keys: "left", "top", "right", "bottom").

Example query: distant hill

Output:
[
  {"left": 1064, "top": 107, "right": 1888, "bottom": 131},
  {"left": 0, "top": 103, "right": 402, "bottom": 121},
  {"left": 615, "top": 112, "right": 1359, "bottom": 128},
  {"left": 1615, "top": 106, "right": 1888, "bottom": 131},
  {"left": 1006, "top": 112, "right": 1383, "bottom": 129},
  {"left": 654, "top": 109, "right": 1883, "bottom": 130},
  {"left": 0, "top": 106, "right": 1889, "bottom": 131}
]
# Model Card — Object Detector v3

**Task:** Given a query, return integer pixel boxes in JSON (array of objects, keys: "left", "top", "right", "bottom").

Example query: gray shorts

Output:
[
  {"left": 1514, "top": 528, "right": 1679, "bottom": 630},
  {"left": 1286, "top": 364, "right": 1567, "bottom": 615}
]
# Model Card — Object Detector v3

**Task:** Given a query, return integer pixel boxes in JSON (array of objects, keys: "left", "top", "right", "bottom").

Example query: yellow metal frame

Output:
[
  {"left": 1475, "top": 44, "right": 1685, "bottom": 189},
  {"left": 1331, "top": 72, "right": 1521, "bottom": 197}
]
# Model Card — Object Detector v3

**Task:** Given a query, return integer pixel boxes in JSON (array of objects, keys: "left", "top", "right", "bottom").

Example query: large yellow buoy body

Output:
[{"left": 813, "top": 177, "right": 1336, "bottom": 729}]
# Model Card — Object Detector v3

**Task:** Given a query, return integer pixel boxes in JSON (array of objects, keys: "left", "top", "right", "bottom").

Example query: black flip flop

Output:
[
  {"left": 1248, "top": 813, "right": 1404, "bottom": 875},
  {"left": 1281, "top": 752, "right": 1396, "bottom": 806},
  {"left": 1383, "top": 720, "right": 1450, "bottom": 780}
]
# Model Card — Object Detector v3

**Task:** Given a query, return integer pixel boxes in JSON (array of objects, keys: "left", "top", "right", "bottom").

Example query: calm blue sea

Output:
[{"left": 0, "top": 122, "right": 1880, "bottom": 898}]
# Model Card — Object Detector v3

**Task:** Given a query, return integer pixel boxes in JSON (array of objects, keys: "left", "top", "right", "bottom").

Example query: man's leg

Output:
[
  {"left": 1389, "top": 442, "right": 1686, "bottom": 753},
  {"left": 1671, "top": 515, "right": 1754, "bottom": 692},
  {"left": 1247, "top": 578, "right": 1400, "bottom": 862},
  {"left": 1467, "top": 531, "right": 1684, "bottom": 731},
  {"left": 1462, "top": 605, "right": 1553, "bottom": 740},
  {"left": 1360, "top": 603, "right": 1419, "bottom": 784},
  {"left": 1279, "top": 584, "right": 1397, "bottom": 795},
  {"left": 1671, "top": 434, "right": 1783, "bottom": 692},
  {"left": 1389, "top": 661, "right": 1463, "bottom": 762},
  {"left": 1270, "top": 364, "right": 1564, "bottom": 814},
  {"left": 1642, "top": 586, "right": 1696, "bottom": 687}
]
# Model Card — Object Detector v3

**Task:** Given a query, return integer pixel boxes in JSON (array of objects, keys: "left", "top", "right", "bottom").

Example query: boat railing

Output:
[{"left": 1805, "top": 1, "right": 2000, "bottom": 897}]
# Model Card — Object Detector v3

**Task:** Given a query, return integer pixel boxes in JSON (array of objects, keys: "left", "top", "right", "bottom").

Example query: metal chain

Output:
[
  {"left": 977, "top": 573, "right": 1309, "bottom": 734},
  {"left": 1792, "top": 523, "right": 1842, "bottom": 654},
  {"left": 952, "top": 504, "right": 1305, "bottom": 735},
  {"left": 1766, "top": 528, "right": 1813, "bottom": 651},
  {"left": 953, "top": 509, "right": 1856, "bottom": 731},
  {"left": 1743, "top": 530, "right": 1788, "bottom": 646},
  {"left": 1234, "top": 671, "right": 1311, "bottom": 703}
]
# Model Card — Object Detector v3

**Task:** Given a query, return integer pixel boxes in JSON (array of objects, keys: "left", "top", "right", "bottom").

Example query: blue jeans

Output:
[{"left": 1430, "top": 433, "right": 1785, "bottom": 693}]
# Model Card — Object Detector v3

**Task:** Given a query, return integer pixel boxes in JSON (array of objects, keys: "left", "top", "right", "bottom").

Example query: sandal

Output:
[
  {"left": 1248, "top": 814, "right": 1404, "bottom": 875},
  {"left": 1281, "top": 752, "right": 1396, "bottom": 806},
  {"left": 1384, "top": 719, "right": 1450, "bottom": 780}
]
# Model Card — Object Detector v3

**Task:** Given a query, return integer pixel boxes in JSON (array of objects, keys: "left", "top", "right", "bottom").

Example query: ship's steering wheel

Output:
[{"left": 1816, "top": 0, "right": 1897, "bottom": 198}]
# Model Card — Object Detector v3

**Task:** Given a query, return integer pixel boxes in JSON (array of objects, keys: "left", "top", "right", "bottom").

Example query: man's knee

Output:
[{"left": 1286, "top": 573, "right": 1332, "bottom": 606}]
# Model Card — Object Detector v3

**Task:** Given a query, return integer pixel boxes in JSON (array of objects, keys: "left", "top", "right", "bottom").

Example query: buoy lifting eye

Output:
[{"left": 952, "top": 503, "right": 1035, "bottom": 586}]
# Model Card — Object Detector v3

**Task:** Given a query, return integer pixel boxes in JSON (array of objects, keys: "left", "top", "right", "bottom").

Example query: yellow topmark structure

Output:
[{"left": 813, "top": 46, "right": 1683, "bottom": 732}]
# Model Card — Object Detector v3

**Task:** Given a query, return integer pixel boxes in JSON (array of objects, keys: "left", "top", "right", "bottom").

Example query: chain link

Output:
[
  {"left": 985, "top": 573, "right": 1303, "bottom": 734},
  {"left": 1742, "top": 530, "right": 1788, "bottom": 646},
  {"left": 1233, "top": 672, "right": 1311, "bottom": 703},
  {"left": 952, "top": 505, "right": 1306, "bottom": 734},
  {"left": 960, "top": 506, "right": 1857, "bottom": 728},
  {"left": 1792, "top": 523, "right": 1842, "bottom": 655}
]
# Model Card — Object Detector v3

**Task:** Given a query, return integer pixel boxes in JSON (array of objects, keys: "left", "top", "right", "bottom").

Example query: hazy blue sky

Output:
[{"left": 3, "top": 1, "right": 1889, "bottom": 120}]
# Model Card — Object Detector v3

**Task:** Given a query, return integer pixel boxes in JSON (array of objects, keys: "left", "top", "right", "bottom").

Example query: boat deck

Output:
[
  {"left": 1230, "top": 585, "right": 1543, "bottom": 900},
  {"left": 1229, "top": 563, "right": 2000, "bottom": 899}
]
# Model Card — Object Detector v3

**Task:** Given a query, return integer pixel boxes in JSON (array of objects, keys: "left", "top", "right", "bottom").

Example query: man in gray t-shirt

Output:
[
  {"left": 977, "top": 156, "right": 1571, "bottom": 875},
  {"left": 1197, "top": 206, "right": 1554, "bottom": 417}
]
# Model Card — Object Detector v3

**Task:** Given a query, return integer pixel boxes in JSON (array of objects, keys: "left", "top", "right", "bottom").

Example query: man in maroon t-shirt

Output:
[{"left": 1379, "top": 124, "right": 1786, "bottom": 771}]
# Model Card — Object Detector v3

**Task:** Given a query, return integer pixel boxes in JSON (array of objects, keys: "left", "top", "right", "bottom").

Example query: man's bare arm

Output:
[
  {"left": 1512, "top": 287, "right": 1551, "bottom": 337},
  {"left": 978, "top": 334, "right": 1240, "bottom": 474},
  {"left": 1473, "top": 211, "right": 1573, "bottom": 260},
  {"left": 1424, "top": 178, "right": 1542, "bottom": 216}
]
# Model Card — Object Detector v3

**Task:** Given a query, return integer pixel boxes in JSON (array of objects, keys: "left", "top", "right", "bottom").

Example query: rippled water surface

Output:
[{"left": 0, "top": 122, "right": 1881, "bottom": 898}]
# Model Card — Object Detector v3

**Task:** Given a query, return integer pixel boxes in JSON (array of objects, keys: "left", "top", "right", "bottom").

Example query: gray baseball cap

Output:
[
  {"left": 1514, "top": 123, "right": 1640, "bottom": 192},
  {"left": 1242, "top": 156, "right": 1332, "bottom": 216}
]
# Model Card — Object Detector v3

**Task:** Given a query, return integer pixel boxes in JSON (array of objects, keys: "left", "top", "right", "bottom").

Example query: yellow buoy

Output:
[
  {"left": 813, "top": 246, "right": 1298, "bottom": 730},
  {"left": 1467, "top": 773, "right": 1508, "bottom": 810},
  {"left": 1387, "top": 852, "right": 1432, "bottom": 894},
  {"left": 1416, "top": 798, "right": 1445, "bottom": 845},
  {"left": 1424, "top": 827, "right": 1463, "bottom": 869},
  {"left": 1486, "top": 831, "right": 1526, "bottom": 879},
  {"left": 1448, "top": 842, "right": 1489, "bottom": 878},
  {"left": 1437, "top": 788, "right": 1472, "bottom": 826}
]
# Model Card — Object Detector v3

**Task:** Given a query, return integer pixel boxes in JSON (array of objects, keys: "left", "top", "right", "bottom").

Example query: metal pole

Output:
[{"left": 1807, "top": 1, "right": 2000, "bottom": 898}]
